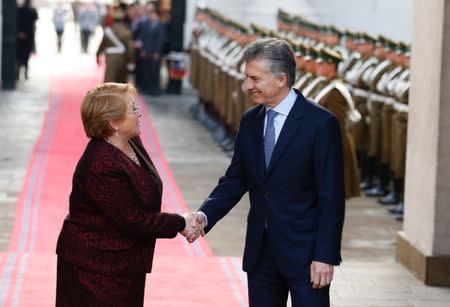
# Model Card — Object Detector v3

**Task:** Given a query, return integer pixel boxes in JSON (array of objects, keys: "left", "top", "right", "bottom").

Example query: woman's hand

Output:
[{"left": 180, "top": 213, "right": 205, "bottom": 243}]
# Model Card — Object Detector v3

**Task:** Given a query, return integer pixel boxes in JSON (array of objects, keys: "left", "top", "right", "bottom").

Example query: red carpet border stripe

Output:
[
  {"left": 230, "top": 257, "right": 248, "bottom": 292},
  {"left": 219, "top": 257, "right": 247, "bottom": 307},
  {"left": 0, "top": 83, "right": 61, "bottom": 307},
  {"left": 0, "top": 253, "right": 17, "bottom": 306},
  {"left": 136, "top": 95, "right": 212, "bottom": 257}
]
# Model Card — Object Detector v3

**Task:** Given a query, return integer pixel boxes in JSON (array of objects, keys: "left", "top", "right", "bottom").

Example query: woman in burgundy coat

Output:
[{"left": 56, "top": 83, "right": 198, "bottom": 306}]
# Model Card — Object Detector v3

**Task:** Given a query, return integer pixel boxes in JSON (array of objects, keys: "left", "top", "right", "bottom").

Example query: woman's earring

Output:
[{"left": 115, "top": 129, "right": 119, "bottom": 136}]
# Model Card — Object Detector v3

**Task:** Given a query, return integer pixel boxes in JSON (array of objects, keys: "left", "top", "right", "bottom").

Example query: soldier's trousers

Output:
[
  {"left": 391, "top": 109, "right": 408, "bottom": 179},
  {"left": 368, "top": 98, "right": 384, "bottom": 160},
  {"left": 381, "top": 103, "right": 395, "bottom": 166},
  {"left": 351, "top": 95, "right": 369, "bottom": 153}
]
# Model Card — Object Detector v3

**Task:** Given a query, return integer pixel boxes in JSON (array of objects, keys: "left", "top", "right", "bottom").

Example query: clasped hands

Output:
[{"left": 180, "top": 212, "right": 205, "bottom": 243}]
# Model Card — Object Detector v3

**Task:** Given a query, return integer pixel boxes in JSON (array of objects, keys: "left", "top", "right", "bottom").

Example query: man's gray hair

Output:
[{"left": 243, "top": 38, "right": 296, "bottom": 87}]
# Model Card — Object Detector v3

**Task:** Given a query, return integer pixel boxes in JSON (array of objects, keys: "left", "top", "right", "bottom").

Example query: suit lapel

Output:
[
  {"left": 129, "top": 140, "right": 163, "bottom": 192},
  {"left": 266, "top": 92, "right": 305, "bottom": 175}
]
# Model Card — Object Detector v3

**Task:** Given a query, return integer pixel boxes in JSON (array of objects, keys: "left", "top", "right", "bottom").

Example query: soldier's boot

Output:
[
  {"left": 365, "top": 163, "right": 389, "bottom": 197},
  {"left": 389, "top": 177, "right": 405, "bottom": 216},
  {"left": 360, "top": 156, "right": 377, "bottom": 190},
  {"left": 357, "top": 150, "right": 368, "bottom": 184},
  {"left": 379, "top": 177, "right": 401, "bottom": 205},
  {"left": 389, "top": 202, "right": 404, "bottom": 215}
]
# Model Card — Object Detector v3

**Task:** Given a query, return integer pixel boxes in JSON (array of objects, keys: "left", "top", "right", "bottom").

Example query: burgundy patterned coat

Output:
[{"left": 56, "top": 137, "right": 185, "bottom": 275}]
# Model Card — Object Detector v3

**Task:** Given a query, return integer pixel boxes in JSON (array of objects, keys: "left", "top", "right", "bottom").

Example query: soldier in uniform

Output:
[
  {"left": 385, "top": 44, "right": 410, "bottom": 218},
  {"left": 363, "top": 38, "right": 407, "bottom": 199},
  {"left": 294, "top": 46, "right": 320, "bottom": 92},
  {"left": 313, "top": 48, "right": 362, "bottom": 199},
  {"left": 343, "top": 34, "right": 382, "bottom": 194},
  {"left": 96, "top": 8, "right": 134, "bottom": 83}
]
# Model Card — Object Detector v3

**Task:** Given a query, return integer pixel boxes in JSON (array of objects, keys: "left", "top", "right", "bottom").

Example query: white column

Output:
[{"left": 397, "top": 0, "right": 450, "bottom": 286}]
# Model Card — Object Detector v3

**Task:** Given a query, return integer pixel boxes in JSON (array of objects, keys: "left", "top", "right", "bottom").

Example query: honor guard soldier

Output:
[
  {"left": 313, "top": 48, "right": 362, "bottom": 198},
  {"left": 294, "top": 46, "right": 320, "bottom": 92},
  {"left": 363, "top": 38, "right": 407, "bottom": 199},
  {"left": 96, "top": 8, "right": 134, "bottom": 83}
]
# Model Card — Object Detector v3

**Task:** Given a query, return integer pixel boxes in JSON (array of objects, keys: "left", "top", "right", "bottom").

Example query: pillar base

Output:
[{"left": 397, "top": 231, "right": 450, "bottom": 286}]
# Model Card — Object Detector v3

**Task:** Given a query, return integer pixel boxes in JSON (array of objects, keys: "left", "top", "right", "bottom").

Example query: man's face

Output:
[
  {"left": 146, "top": 4, "right": 156, "bottom": 19},
  {"left": 304, "top": 58, "right": 317, "bottom": 75},
  {"left": 373, "top": 46, "right": 386, "bottom": 59},
  {"left": 316, "top": 62, "right": 337, "bottom": 79},
  {"left": 358, "top": 43, "right": 374, "bottom": 57},
  {"left": 244, "top": 59, "right": 287, "bottom": 107}
]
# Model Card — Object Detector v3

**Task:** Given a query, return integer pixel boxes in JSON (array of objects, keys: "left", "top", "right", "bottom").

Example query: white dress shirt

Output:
[{"left": 264, "top": 88, "right": 298, "bottom": 142}]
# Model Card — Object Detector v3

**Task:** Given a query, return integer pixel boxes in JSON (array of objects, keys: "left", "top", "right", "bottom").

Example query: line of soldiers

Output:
[
  {"left": 276, "top": 9, "right": 410, "bottom": 218},
  {"left": 190, "top": 8, "right": 256, "bottom": 151},
  {"left": 190, "top": 7, "right": 410, "bottom": 217}
]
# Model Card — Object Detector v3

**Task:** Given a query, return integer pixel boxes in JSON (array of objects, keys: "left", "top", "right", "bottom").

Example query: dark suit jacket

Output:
[
  {"left": 56, "top": 137, "right": 185, "bottom": 275},
  {"left": 140, "top": 19, "right": 165, "bottom": 55},
  {"left": 199, "top": 90, "right": 345, "bottom": 278}
]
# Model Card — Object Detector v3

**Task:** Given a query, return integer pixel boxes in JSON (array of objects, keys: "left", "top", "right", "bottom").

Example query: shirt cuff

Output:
[{"left": 197, "top": 211, "right": 208, "bottom": 227}]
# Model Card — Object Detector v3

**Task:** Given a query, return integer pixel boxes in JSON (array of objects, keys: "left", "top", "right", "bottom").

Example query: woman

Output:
[{"left": 56, "top": 83, "right": 197, "bottom": 306}]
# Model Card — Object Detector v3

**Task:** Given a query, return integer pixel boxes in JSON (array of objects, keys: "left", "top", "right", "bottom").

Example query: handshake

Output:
[{"left": 180, "top": 212, "right": 206, "bottom": 243}]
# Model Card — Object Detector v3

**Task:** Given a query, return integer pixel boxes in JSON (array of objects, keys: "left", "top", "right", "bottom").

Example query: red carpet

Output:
[{"left": 0, "top": 57, "right": 247, "bottom": 306}]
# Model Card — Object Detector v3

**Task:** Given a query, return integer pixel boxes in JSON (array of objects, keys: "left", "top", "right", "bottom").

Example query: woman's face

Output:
[{"left": 118, "top": 96, "right": 142, "bottom": 139}]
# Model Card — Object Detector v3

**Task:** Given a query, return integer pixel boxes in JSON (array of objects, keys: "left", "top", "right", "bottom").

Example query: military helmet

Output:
[{"left": 320, "top": 48, "right": 343, "bottom": 65}]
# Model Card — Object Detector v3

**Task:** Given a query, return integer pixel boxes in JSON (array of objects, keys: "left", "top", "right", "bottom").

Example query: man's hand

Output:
[
  {"left": 310, "top": 261, "right": 334, "bottom": 289},
  {"left": 195, "top": 212, "right": 206, "bottom": 237},
  {"left": 180, "top": 213, "right": 206, "bottom": 243},
  {"left": 133, "top": 40, "right": 143, "bottom": 49}
]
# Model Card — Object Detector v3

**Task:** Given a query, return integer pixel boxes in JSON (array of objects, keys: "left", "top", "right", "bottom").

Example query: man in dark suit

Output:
[
  {"left": 139, "top": 2, "right": 165, "bottom": 95},
  {"left": 194, "top": 38, "right": 345, "bottom": 307}
]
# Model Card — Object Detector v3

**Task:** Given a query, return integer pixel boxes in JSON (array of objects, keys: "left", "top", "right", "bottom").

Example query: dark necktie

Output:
[{"left": 264, "top": 109, "right": 277, "bottom": 168}]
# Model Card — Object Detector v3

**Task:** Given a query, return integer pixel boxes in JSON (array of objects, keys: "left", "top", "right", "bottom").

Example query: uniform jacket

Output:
[
  {"left": 97, "top": 24, "right": 134, "bottom": 83},
  {"left": 199, "top": 89, "right": 345, "bottom": 278},
  {"left": 56, "top": 137, "right": 184, "bottom": 275}
]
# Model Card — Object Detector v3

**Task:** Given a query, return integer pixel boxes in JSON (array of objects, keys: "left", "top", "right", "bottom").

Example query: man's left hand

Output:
[{"left": 310, "top": 261, "right": 334, "bottom": 289}]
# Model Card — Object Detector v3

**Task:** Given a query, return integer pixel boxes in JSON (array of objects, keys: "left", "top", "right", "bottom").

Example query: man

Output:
[
  {"left": 192, "top": 38, "right": 345, "bottom": 307},
  {"left": 53, "top": 2, "right": 69, "bottom": 53},
  {"left": 77, "top": 3, "right": 99, "bottom": 53},
  {"left": 139, "top": 2, "right": 165, "bottom": 95},
  {"left": 16, "top": 0, "right": 38, "bottom": 80}
]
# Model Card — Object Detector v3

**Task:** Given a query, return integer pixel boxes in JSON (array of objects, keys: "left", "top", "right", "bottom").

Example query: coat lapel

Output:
[
  {"left": 266, "top": 92, "right": 305, "bottom": 175},
  {"left": 129, "top": 139, "right": 163, "bottom": 192}
]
